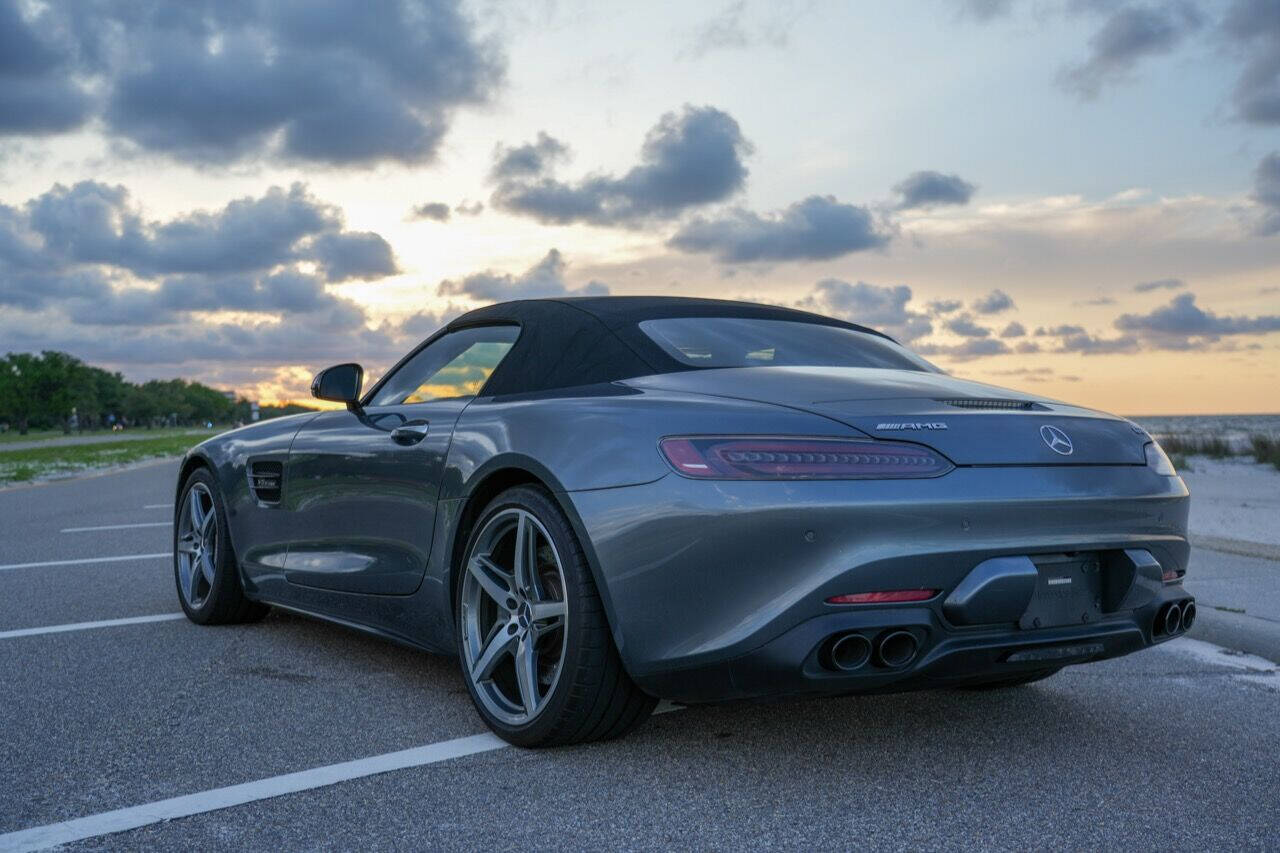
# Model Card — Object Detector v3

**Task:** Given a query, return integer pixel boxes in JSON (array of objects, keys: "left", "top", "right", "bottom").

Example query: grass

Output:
[
  {"left": 0, "top": 426, "right": 210, "bottom": 445},
  {"left": 1156, "top": 434, "right": 1236, "bottom": 458},
  {"left": 0, "top": 433, "right": 204, "bottom": 484},
  {"left": 1251, "top": 435, "right": 1280, "bottom": 471},
  {"left": 1152, "top": 433, "right": 1280, "bottom": 472},
  {"left": 0, "top": 428, "right": 66, "bottom": 445}
]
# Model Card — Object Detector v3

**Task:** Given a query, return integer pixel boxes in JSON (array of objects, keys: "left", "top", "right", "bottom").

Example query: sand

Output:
[{"left": 1180, "top": 456, "right": 1280, "bottom": 548}]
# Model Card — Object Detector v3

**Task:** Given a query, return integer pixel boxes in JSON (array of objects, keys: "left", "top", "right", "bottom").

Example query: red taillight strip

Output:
[
  {"left": 659, "top": 436, "right": 953, "bottom": 480},
  {"left": 826, "top": 589, "right": 939, "bottom": 604}
]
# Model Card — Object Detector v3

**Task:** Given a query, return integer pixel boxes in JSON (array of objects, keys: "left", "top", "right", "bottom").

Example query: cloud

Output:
[
  {"left": 0, "top": 0, "right": 503, "bottom": 166},
  {"left": 1075, "top": 296, "right": 1117, "bottom": 305},
  {"left": 1222, "top": 0, "right": 1280, "bottom": 126},
  {"left": 1058, "top": 2, "right": 1204, "bottom": 99},
  {"left": 307, "top": 232, "right": 398, "bottom": 282},
  {"left": 1114, "top": 291, "right": 1280, "bottom": 347},
  {"left": 915, "top": 338, "right": 1012, "bottom": 360},
  {"left": 986, "top": 366, "right": 1077, "bottom": 382},
  {"left": 955, "top": 0, "right": 1016, "bottom": 22},
  {"left": 436, "top": 249, "right": 609, "bottom": 302},
  {"left": 971, "top": 288, "right": 1015, "bottom": 313},
  {"left": 490, "top": 132, "right": 571, "bottom": 181},
  {"left": 893, "top": 171, "right": 977, "bottom": 210},
  {"left": 1054, "top": 331, "right": 1141, "bottom": 353},
  {"left": 926, "top": 298, "right": 963, "bottom": 315},
  {"left": 18, "top": 181, "right": 394, "bottom": 283},
  {"left": 945, "top": 315, "right": 993, "bottom": 338},
  {"left": 797, "top": 279, "right": 932, "bottom": 342},
  {"left": 1134, "top": 277, "right": 1185, "bottom": 291},
  {"left": 1253, "top": 152, "right": 1280, "bottom": 235},
  {"left": 0, "top": 176, "right": 400, "bottom": 366},
  {"left": 455, "top": 200, "right": 484, "bottom": 217},
  {"left": 490, "top": 106, "right": 752, "bottom": 226},
  {"left": 0, "top": 0, "right": 94, "bottom": 135},
  {"left": 1001, "top": 321, "right": 1027, "bottom": 337},
  {"left": 678, "top": 1, "right": 806, "bottom": 59},
  {"left": 669, "top": 195, "right": 891, "bottom": 262},
  {"left": 409, "top": 202, "right": 452, "bottom": 222}
]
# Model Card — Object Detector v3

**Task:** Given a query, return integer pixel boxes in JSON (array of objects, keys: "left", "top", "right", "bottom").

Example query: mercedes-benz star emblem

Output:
[{"left": 1040, "top": 424, "right": 1074, "bottom": 456}]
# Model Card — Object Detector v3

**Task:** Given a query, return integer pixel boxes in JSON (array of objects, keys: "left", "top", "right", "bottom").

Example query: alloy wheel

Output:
[
  {"left": 176, "top": 482, "right": 218, "bottom": 609},
  {"left": 460, "top": 508, "right": 569, "bottom": 726}
]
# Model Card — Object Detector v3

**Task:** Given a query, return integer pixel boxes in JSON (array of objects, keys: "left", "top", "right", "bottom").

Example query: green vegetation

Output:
[
  {"left": 0, "top": 350, "right": 314, "bottom": 435},
  {"left": 1251, "top": 435, "right": 1280, "bottom": 471},
  {"left": 1156, "top": 434, "right": 1235, "bottom": 458},
  {"left": 0, "top": 432, "right": 211, "bottom": 483},
  {"left": 1155, "top": 433, "right": 1280, "bottom": 472}
]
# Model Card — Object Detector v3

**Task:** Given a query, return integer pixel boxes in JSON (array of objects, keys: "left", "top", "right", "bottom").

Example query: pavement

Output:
[{"left": 0, "top": 462, "right": 1277, "bottom": 851}]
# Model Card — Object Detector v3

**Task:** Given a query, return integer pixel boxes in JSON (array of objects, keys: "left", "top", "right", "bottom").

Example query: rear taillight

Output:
[
  {"left": 659, "top": 436, "right": 952, "bottom": 480},
  {"left": 826, "top": 589, "right": 939, "bottom": 604}
]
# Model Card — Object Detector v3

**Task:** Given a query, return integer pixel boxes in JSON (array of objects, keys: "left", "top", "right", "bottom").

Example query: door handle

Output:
[{"left": 390, "top": 420, "right": 429, "bottom": 445}]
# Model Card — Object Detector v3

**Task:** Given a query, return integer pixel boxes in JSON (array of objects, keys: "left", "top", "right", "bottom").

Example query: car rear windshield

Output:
[{"left": 638, "top": 317, "right": 937, "bottom": 372}]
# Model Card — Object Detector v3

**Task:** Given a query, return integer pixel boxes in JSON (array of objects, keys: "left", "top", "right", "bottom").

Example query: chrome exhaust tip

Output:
[
  {"left": 877, "top": 630, "right": 918, "bottom": 668},
  {"left": 1179, "top": 600, "right": 1196, "bottom": 633},
  {"left": 826, "top": 633, "right": 872, "bottom": 672}
]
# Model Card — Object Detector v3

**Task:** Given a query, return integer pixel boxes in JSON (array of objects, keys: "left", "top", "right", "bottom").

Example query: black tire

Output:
[
  {"left": 174, "top": 467, "right": 269, "bottom": 625},
  {"left": 455, "top": 485, "right": 656, "bottom": 747},
  {"left": 959, "top": 667, "right": 1061, "bottom": 690}
]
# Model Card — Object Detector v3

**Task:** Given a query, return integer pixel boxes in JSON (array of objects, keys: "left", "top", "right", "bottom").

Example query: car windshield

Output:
[{"left": 638, "top": 317, "right": 938, "bottom": 372}]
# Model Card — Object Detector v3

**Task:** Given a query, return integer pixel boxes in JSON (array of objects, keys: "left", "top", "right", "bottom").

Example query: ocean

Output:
[{"left": 1130, "top": 413, "right": 1280, "bottom": 444}]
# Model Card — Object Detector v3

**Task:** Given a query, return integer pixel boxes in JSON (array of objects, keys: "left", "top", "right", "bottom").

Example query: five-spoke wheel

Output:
[
  {"left": 173, "top": 468, "right": 268, "bottom": 625},
  {"left": 176, "top": 482, "right": 218, "bottom": 609},
  {"left": 460, "top": 508, "right": 568, "bottom": 726},
  {"left": 454, "top": 486, "right": 656, "bottom": 746}
]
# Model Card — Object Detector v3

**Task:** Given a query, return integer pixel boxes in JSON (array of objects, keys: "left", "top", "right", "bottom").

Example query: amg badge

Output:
[{"left": 876, "top": 422, "right": 948, "bottom": 431}]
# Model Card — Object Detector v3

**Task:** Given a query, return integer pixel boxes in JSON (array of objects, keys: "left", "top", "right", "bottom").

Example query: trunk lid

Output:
[{"left": 623, "top": 366, "right": 1148, "bottom": 466}]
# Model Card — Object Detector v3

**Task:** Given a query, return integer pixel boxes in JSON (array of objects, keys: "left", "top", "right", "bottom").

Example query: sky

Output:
[{"left": 1, "top": 0, "right": 1278, "bottom": 415}]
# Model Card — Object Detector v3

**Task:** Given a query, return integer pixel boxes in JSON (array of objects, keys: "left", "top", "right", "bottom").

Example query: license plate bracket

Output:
[{"left": 1018, "top": 553, "right": 1103, "bottom": 629}]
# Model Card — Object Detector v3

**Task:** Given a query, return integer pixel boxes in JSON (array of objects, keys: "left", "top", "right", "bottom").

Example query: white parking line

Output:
[
  {"left": 0, "top": 553, "right": 169, "bottom": 571},
  {"left": 61, "top": 522, "right": 172, "bottom": 533},
  {"left": 0, "top": 700, "right": 687, "bottom": 849},
  {"left": 143, "top": 503, "right": 172, "bottom": 510},
  {"left": 0, "top": 613, "right": 184, "bottom": 640},
  {"left": 0, "top": 733, "right": 509, "bottom": 852}
]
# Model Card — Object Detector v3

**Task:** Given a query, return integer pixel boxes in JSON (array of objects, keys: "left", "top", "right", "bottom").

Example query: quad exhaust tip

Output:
[
  {"left": 1179, "top": 600, "right": 1196, "bottom": 632},
  {"left": 877, "top": 630, "right": 919, "bottom": 668},
  {"left": 826, "top": 633, "right": 873, "bottom": 672},
  {"left": 1155, "top": 598, "right": 1196, "bottom": 637}
]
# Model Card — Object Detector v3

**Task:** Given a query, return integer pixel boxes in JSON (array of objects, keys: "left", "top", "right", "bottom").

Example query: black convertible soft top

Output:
[{"left": 435, "top": 296, "right": 889, "bottom": 398}]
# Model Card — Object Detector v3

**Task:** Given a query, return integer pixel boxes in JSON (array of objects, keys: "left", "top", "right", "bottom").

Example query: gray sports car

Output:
[{"left": 174, "top": 296, "right": 1193, "bottom": 746}]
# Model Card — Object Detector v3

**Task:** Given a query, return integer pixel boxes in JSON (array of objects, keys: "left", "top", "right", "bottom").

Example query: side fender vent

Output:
[
  {"left": 249, "top": 460, "right": 283, "bottom": 504},
  {"left": 935, "top": 398, "right": 1044, "bottom": 411}
]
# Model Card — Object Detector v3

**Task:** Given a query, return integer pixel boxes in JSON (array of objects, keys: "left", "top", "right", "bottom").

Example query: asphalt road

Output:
[{"left": 1, "top": 462, "right": 1277, "bottom": 851}]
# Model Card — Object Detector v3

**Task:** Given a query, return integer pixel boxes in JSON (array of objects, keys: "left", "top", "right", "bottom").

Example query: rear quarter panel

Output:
[{"left": 415, "top": 384, "right": 865, "bottom": 650}]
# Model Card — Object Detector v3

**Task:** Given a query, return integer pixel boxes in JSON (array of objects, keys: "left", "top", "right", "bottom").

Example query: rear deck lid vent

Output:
[
  {"left": 935, "top": 398, "right": 1042, "bottom": 411},
  {"left": 249, "top": 460, "right": 283, "bottom": 503}
]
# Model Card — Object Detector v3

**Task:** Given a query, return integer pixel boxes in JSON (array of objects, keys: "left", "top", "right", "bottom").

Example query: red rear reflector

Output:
[
  {"left": 1162, "top": 569, "right": 1184, "bottom": 583},
  {"left": 826, "top": 589, "right": 939, "bottom": 604},
  {"left": 659, "top": 437, "right": 952, "bottom": 480}
]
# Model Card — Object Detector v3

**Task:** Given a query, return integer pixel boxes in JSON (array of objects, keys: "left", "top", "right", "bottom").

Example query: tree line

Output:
[{"left": 0, "top": 351, "right": 312, "bottom": 434}]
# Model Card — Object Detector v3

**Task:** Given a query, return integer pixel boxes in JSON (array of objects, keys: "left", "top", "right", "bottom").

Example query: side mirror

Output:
[{"left": 311, "top": 363, "right": 364, "bottom": 411}]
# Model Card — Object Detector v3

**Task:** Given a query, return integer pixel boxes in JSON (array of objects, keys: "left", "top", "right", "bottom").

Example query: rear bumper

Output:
[
  {"left": 566, "top": 464, "right": 1190, "bottom": 698},
  {"left": 635, "top": 583, "right": 1191, "bottom": 703}
]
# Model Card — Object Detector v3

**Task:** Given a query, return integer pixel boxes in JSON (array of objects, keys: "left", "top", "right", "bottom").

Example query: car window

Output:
[
  {"left": 368, "top": 325, "right": 520, "bottom": 406},
  {"left": 638, "top": 317, "right": 937, "bottom": 372}
]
